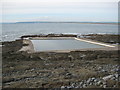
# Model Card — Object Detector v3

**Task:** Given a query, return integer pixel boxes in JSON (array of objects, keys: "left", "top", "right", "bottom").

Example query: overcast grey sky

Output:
[{"left": 1, "top": 0, "right": 119, "bottom": 22}]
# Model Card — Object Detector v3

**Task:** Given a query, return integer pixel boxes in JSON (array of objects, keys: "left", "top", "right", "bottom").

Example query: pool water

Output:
[{"left": 31, "top": 39, "right": 104, "bottom": 51}]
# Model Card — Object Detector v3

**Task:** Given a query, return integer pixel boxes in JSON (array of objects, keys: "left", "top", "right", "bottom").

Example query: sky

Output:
[{"left": 0, "top": 0, "right": 119, "bottom": 23}]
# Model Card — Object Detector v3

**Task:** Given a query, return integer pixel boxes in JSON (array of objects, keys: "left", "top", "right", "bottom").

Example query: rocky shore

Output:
[
  {"left": 20, "top": 34, "right": 77, "bottom": 39},
  {"left": 2, "top": 34, "right": 120, "bottom": 89},
  {"left": 79, "top": 34, "right": 120, "bottom": 44}
]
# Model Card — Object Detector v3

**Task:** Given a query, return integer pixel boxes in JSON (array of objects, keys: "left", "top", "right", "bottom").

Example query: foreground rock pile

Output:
[{"left": 61, "top": 65, "right": 119, "bottom": 88}]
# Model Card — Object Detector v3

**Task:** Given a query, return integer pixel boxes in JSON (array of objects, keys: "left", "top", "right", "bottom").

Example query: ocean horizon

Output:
[
  {"left": 1, "top": 21, "right": 119, "bottom": 24},
  {"left": 1, "top": 22, "right": 118, "bottom": 41}
]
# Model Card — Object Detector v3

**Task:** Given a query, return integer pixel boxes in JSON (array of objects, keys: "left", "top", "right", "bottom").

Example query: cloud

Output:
[
  {"left": 1, "top": 0, "right": 119, "bottom": 3},
  {"left": 1, "top": 0, "right": 118, "bottom": 22}
]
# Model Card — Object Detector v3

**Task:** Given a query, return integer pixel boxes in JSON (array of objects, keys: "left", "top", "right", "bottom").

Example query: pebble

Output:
[
  {"left": 30, "top": 68, "right": 35, "bottom": 71},
  {"left": 97, "top": 81, "right": 101, "bottom": 85},
  {"left": 100, "top": 85, "right": 103, "bottom": 87},
  {"left": 91, "top": 77, "right": 95, "bottom": 81},
  {"left": 102, "top": 75, "right": 113, "bottom": 81},
  {"left": 114, "top": 74, "right": 118, "bottom": 78},
  {"left": 94, "top": 79, "right": 98, "bottom": 82},
  {"left": 103, "top": 85, "right": 107, "bottom": 88},
  {"left": 66, "top": 73, "right": 72, "bottom": 76},
  {"left": 71, "top": 83, "right": 75, "bottom": 87},
  {"left": 61, "top": 86, "right": 65, "bottom": 88},
  {"left": 79, "top": 82, "right": 83, "bottom": 85},
  {"left": 103, "top": 81, "right": 106, "bottom": 85},
  {"left": 87, "top": 78, "right": 91, "bottom": 84},
  {"left": 111, "top": 77, "right": 116, "bottom": 80},
  {"left": 83, "top": 84, "right": 87, "bottom": 88},
  {"left": 66, "top": 86, "right": 73, "bottom": 89},
  {"left": 88, "top": 82, "right": 91, "bottom": 85}
]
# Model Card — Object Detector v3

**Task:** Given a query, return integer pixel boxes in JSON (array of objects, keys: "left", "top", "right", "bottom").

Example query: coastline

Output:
[
  {"left": 2, "top": 34, "right": 120, "bottom": 88},
  {"left": 3, "top": 22, "right": 118, "bottom": 25}
]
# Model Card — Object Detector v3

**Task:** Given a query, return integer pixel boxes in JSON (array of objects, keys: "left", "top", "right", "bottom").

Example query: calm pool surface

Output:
[{"left": 31, "top": 40, "right": 104, "bottom": 51}]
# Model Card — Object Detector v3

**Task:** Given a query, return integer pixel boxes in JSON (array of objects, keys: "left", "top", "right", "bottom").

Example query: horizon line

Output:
[{"left": 1, "top": 21, "right": 119, "bottom": 24}]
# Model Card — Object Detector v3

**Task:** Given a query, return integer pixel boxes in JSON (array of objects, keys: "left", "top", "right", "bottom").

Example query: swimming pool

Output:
[{"left": 31, "top": 39, "right": 104, "bottom": 52}]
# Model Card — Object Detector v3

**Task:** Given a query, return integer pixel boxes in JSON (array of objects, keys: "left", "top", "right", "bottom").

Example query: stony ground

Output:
[
  {"left": 2, "top": 34, "right": 120, "bottom": 89},
  {"left": 79, "top": 34, "right": 120, "bottom": 44}
]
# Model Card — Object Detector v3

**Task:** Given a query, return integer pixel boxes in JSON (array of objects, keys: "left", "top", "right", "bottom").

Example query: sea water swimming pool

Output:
[{"left": 31, "top": 39, "right": 104, "bottom": 52}]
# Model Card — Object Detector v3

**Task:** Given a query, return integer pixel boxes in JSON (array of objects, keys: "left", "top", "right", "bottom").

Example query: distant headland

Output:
[{"left": 1, "top": 21, "right": 119, "bottom": 25}]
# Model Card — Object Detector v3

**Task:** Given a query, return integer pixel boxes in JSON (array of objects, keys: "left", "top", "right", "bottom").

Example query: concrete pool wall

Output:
[{"left": 75, "top": 38, "right": 115, "bottom": 47}]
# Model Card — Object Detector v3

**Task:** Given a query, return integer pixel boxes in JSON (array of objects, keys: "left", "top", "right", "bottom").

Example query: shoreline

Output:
[
  {"left": 2, "top": 22, "right": 119, "bottom": 25},
  {"left": 2, "top": 33, "right": 119, "bottom": 88},
  {"left": 2, "top": 33, "right": 119, "bottom": 42}
]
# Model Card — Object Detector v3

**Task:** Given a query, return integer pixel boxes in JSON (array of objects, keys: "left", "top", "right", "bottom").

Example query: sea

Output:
[{"left": 0, "top": 23, "right": 118, "bottom": 42}]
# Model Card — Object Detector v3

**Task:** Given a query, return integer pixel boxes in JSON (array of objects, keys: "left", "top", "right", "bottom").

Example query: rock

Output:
[
  {"left": 71, "top": 83, "right": 75, "bottom": 87},
  {"left": 94, "top": 79, "right": 98, "bottom": 82},
  {"left": 83, "top": 84, "right": 87, "bottom": 88},
  {"left": 103, "top": 75, "right": 114, "bottom": 81},
  {"left": 115, "top": 68, "right": 119, "bottom": 72},
  {"left": 100, "top": 85, "right": 103, "bottom": 87},
  {"left": 101, "top": 69, "right": 107, "bottom": 72},
  {"left": 30, "top": 68, "right": 35, "bottom": 71},
  {"left": 64, "top": 73, "right": 73, "bottom": 79},
  {"left": 113, "top": 85, "right": 116, "bottom": 88},
  {"left": 91, "top": 77, "right": 95, "bottom": 81},
  {"left": 71, "top": 64, "right": 75, "bottom": 67},
  {"left": 61, "top": 86, "right": 66, "bottom": 88},
  {"left": 103, "top": 81, "right": 106, "bottom": 85},
  {"left": 98, "top": 67, "right": 102, "bottom": 70},
  {"left": 89, "top": 83, "right": 92, "bottom": 85},
  {"left": 97, "top": 81, "right": 101, "bottom": 85},
  {"left": 68, "top": 55, "right": 74, "bottom": 60},
  {"left": 79, "top": 82, "right": 83, "bottom": 86},
  {"left": 114, "top": 74, "right": 118, "bottom": 78},
  {"left": 111, "top": 77, "right": 115, "bottom": 80},
  {"left": 87, "top": 78, "right": 91, "bottom": 84},
  {"left": 66, "top": 86, "right": 73, "bottom": 89},
  {"left": 66, "top": 73, "right": 72, "bottom": 76},
  {"left": 80, "top": 54, "right": 86, "bottom": 58},
  {"left": 75, "top": 86, "right": 79, "bottom": 88},
  {"left": 103, "top": 85, "right": 107, "bottom": 88}
]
